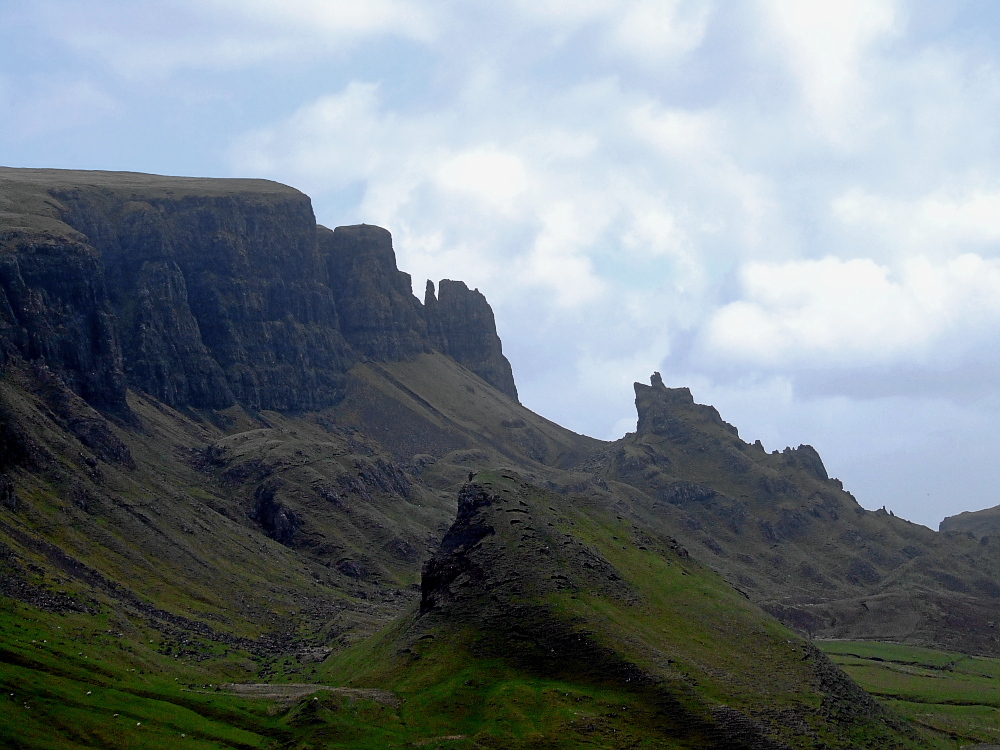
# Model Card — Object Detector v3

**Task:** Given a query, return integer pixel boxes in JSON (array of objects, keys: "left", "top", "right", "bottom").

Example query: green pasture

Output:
[{"left": 820, "top": 639, "right": 1000, "bottom": 747}]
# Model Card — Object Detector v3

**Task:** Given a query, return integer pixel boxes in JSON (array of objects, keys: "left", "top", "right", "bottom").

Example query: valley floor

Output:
[
  {"left": 6, "top": 590, "right": 995, "bottom": 749},
  {"left": 820, "top": 640, "right": 1000, "bottom": 748}
]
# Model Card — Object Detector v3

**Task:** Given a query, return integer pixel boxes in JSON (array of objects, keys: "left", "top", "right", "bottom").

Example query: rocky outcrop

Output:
[
  {"left": 0, "top": 168, "right": 519, "bottom": 414},
  {"left": 635, "top": 372, "right": 736, "bottom": 439},
  {"left": 940, "top": 504, "right": 1000, "bottom": 538},
  {"left": 424, "top": 279, "right": 518, "bottom": 401},
  {"left": 420, "top": 482, "right": 496, "bottom": 613},
  {"left": 0, "top": 232, "right": 128, "bottom": 414},
  {"left": 56, "top": 186, "right": 354, "bottom": 412},
  {"left": 321, "top": 224, "right": 427, "bottom": 361}
]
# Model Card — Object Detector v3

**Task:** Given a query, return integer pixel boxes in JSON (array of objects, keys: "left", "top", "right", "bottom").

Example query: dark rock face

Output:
[
  {"left": 250, "top": 481, "right": 299, "bottom": 546},
  {"left": 321, "top": 224, "right": 427, "bottom": 361},
  {"left": 0, "top": 169, "right": 519, "bottom": 415},
  {"left": 635, "top": 373, "right": 736, "bottom": 439},
  {"left": 781, "top": 444, "right": 828, "bottom": 481},
  {"left": 425, "top": 279, "right": 518, "bottom": 401},
  {"left": 57, "top": 189, "right": 354, "bottom": 411},
  {"left": 0, "top": 475, "right": 16, "bottom": 510},
  {"left": 0, "top": 234, "right": 128, "bottom": 414},
  {"left": 420, "top": 482, "right": 496, "bottom": 613}
]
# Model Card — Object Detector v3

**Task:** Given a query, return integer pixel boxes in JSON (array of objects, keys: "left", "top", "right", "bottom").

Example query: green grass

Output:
[
  {"left": 819, "top": 639, "right": 1000, "bottom": 746},
  {"left": 0, "top": 457, "right": 968, "bottom": 749},
  {"left": 0, "top": 600, "right": 279, "bottom": 749},
  {"left": 306, "top": 475, "right": 944, "bottom": 749},
  {"left": 320, "top": 624, "right": 691, "bottom": 749}
]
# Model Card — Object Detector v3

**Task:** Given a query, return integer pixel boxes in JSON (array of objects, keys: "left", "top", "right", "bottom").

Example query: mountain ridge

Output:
[
  {"left": 0, "top": 166, "right": 996, "bottom": 748},
  {"left": 0, "top": 166, "right": 517, "bottom": 416}
]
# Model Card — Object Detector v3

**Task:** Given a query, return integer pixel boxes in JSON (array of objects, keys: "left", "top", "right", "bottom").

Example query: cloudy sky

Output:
[{"left": 5, "top": 1, "right": 1000, "bottom": 527}]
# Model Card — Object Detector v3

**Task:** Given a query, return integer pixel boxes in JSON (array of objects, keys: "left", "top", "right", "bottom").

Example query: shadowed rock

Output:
[
  {"left": 424, "top": 279, "right": 518, "bottom": 401},
  {"left": 321, "top": 224, "right": 427, "bottom": 362},
  {"left": 0, "top": 169, "right": 519, "bottom": 415}
]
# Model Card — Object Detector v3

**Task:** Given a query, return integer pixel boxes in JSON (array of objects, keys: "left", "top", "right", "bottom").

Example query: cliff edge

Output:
[{"left": 0, "top": 167, "right": 518, "bottom": 414}]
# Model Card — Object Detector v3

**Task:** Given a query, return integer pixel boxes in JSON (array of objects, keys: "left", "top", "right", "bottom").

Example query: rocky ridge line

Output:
[{"left": 0, "top": 168, "right": 518, "bottom": 416}]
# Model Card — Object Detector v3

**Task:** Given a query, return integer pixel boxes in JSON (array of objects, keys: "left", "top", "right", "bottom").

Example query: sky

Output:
[{"left": 4, "top": 1, "right": 1000, "bottom": 528}]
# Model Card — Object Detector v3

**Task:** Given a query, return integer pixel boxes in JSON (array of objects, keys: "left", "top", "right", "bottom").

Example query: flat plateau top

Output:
[
  {"left": 0, "top": 166, "right": 299, "bottom": 197},
  {"left": 0, "top": 166, "right": 304, "bottom": 239}
]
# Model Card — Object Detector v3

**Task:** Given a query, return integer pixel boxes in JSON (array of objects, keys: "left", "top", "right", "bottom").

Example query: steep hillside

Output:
[
  {"left": 0, "top": 167, "right": 599, "bottom": 683},
  {"left": 587, "top": 375, "right": 1000, "bottom": 655},
  {"left": 319, "top": 473, "right": 929, "bottom": 749}
]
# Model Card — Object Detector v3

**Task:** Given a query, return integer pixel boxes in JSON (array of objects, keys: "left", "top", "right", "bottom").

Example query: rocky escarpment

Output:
[
  {"left": 598, "top": 372, "right": 1000, "bottom": 655},
  {"left": 56, "top": 182, "right": 352, "bottom": 412},
  {"left": 320, "top": 224, "right": 427, "bottom": 362},
  {"left": 0, "top": 230, "right": 128, "bottom": 414},
  {"left": 0, "top": 168, "right": 518, "bottom": 415},
  {"left": 424, "top": 279, "right": 518, "bottom": 400}
]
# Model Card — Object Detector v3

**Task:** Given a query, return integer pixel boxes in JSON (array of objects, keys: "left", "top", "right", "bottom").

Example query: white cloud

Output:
[
  {"left": 435, "top": 149, "right": 527, "bottom": 206},
  {"left": 608, "top": 0, "right": 713, "bottom": 65},
  {"left": 511, "top": 0, "right": 712, "bottom": 65},
  {"left": 209, "top": 0, "right": 435, "bottom": 41},
  {"left": 41, "top": 0, "right": 437, "bottom": 79},
  {"left": 517, "top": 201, "right": 607, "bottom": 307},
  {"left": 757, "top": 0, "right": 899, "bottom": 145},
  {"left": 231, "top": 82, "right": 391, "bottom": 183},
  {"left": 704, "top": 254, "right": 1000, "bottom": 368},
  {"left": 629, "top": 103, "right": 721, "bottom": 160},
  {"left": 834, "top": 186, "right": 1000, "bottom": 252}
]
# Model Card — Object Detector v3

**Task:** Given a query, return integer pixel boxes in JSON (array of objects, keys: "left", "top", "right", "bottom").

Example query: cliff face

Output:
[
  {"left": 424, "top": 279, "right": 518, "bottom": 400},
  {"left": 0, "top": 231, "right": 128, "bottom": 413},
  {"left": 321, "top": 224, "right": 427, "bottom": 362},
  {"left": 0, "top": 168, "right": 518, "bottom": 414},
  {"left": 56, "top": 187, "right": 355, "bottom": 412}
]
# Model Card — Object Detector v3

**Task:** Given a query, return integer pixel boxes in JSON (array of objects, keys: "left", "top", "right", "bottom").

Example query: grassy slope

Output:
[
  {"left": 0, "top": 167, "right": 300, "bottom": 239},
  {"left": 0, "top": 596, "right": 417, "bottom": 750},
  {"left": 821, "top": 640, "right": 1000, "bottom": 747},
  {"left": 314, "top": 472, "right": 941, "bottom": 749},
  {"left": 597, "top": 383, "right": 1000, "bottom": 657}
]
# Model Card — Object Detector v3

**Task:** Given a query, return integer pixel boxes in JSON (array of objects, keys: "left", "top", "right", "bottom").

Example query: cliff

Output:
[
  {"left": 424, "top": 278, "right": 518, "bottom": 400},
  {"left": 0, "top": 167, "right": 518, "bottom": 414}
]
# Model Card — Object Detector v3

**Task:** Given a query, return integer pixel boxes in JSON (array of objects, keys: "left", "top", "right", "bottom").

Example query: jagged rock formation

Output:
[
  {"left": 321, "top": 224, "right": 426, "bottom": 362},
  {"left": 424, "top": 279, "right": 518, "bottom": 400},
  {"left": 0, "top": 168, "right": 518, "bottom": 415},
  {"left": 591, "top": 373, "right": 1000, "bottom": 655}
]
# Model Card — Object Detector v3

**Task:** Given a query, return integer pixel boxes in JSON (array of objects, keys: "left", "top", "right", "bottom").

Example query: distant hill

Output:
[
  {"left": 0, "top": 166, "right": 994, "bottom": 747},
  {"left": 940, "top": 503, "right": 1000, "bottom": 538}
]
